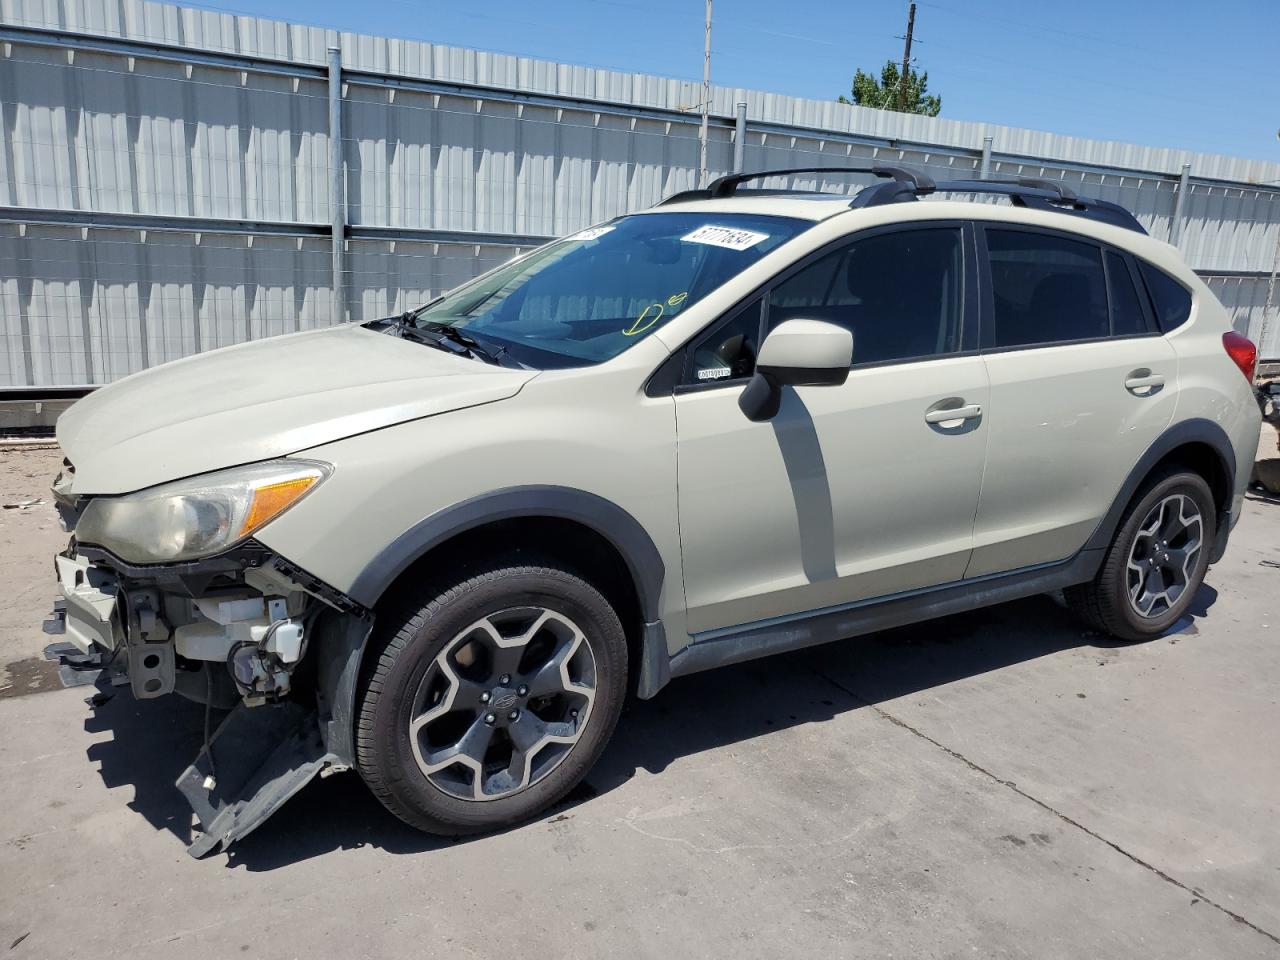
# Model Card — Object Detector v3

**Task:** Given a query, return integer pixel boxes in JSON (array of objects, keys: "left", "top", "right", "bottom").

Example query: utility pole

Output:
[
  {"left": 699, "top": 0, "right": 712, "bottom": 187},
  {"left": 897, "top": 2, "right": 916, "bottom": 111}
]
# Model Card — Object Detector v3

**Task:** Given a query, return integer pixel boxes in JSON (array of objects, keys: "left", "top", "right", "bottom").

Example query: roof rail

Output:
[
  {"left": 931, "top": 180, "right": 1145, "bottom": 234},
  {"left": 1013, "top": 177, "right": 1079, "bottom": 203},
  {"left": 846, "top": 174, "right": 1145, "bottom": 234},
  {"left": 656, "top": 164, "right": 934, "bottom": 206},
  {"left": 654, "top": 164, "right": 1146, "bottom": 235}
]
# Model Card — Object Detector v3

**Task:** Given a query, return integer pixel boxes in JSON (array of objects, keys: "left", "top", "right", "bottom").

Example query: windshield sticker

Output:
[
  {"left": 681, "top": 225, "right": 768, "bottom": 251},
  {"left": 568, "top": 225, "right": 615, "bottom": 243},
  {"left": 622, "top": 302, "right": 664, "bottom": 337}
]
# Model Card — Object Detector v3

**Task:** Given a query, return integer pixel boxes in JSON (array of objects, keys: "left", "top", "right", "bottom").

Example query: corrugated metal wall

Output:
[{"left": 2, "top": 0, "right": 1278, "bottom": 387}]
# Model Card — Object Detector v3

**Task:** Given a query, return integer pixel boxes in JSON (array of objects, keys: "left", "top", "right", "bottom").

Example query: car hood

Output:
[{"left": 57, "top": 324, "right": 537, "bottom": 494}]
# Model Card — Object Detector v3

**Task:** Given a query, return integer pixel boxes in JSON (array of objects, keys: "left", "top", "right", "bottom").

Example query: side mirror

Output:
[{"left": 738, "top": 319, "right": 853, "bottom": 421}]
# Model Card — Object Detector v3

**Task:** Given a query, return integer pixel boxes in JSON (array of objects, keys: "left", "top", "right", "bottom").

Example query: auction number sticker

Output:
[
  {"left": 681, "top": 225, "right": 768, "bottom": 251},
  {"left": 568, "top": 226, "right": 614, "bottom": 242}
]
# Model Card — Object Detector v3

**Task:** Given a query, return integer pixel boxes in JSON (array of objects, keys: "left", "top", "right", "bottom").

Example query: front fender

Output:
[
  {"left": 330, "top": 486, "right": 672, "bottom": 733},
  {"left": 346, "top": 485, "right": 665, "bottom": 618}
]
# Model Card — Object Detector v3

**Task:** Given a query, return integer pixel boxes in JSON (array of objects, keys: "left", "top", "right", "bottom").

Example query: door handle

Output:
[
  {"left": 1125, "top": 370, "right": 1165, "bottom": 396},
  {"left": 925, "top": 402, "right": 983, "bottom": 425}
]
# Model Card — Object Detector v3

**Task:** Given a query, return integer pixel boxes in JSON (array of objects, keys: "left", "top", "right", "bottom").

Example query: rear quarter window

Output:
[{"left": 1137, "top": 261, "right": 1193, "bottom": 332}]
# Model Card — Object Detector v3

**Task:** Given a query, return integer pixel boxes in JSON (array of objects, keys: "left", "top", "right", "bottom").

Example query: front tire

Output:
[
  {"left": 355, "top": 560, "right": 627, "bottom": 836},
  {"left": 1066, "top": 468, "right": 1215, "bottom": 641}
]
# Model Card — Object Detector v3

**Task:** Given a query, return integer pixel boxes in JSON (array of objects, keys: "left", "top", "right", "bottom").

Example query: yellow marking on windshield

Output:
[
  {"left": 667, "top": 291, "right": 688, "bottom": 308},
  {"left": 623, "top": 302, "right": 664, "bottom": 336}
]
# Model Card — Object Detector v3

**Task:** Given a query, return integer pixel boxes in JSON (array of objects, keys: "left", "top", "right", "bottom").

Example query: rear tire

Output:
[
  {"left": 1066, "top": 468, "right": 1215, "bottom": 642},
  {"left": 354, "top": 560, "right": 627, "bottom": 836}
]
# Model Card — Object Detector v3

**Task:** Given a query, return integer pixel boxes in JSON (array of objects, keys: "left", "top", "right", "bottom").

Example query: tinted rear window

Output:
[
  {"left": 985, "top": 229, "right": 1109, "bottom": 348},
  {"left": 1106, "top": 252, "right": 1150, "bottom": 337},
  {"left": 1138, "top": 262, "right": 1193, "bottom": 332}
]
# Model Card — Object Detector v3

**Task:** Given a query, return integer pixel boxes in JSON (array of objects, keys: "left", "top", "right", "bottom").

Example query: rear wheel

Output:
[
  {"left": 1066, "top": 469, "right": 1215, "bottom": 641},
  {"left": 355, "top": 561, "right": 627, "bottom": 835}
]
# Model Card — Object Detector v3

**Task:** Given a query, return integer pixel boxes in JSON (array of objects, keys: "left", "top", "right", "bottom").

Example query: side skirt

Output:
[{"left": 667, "top": 548, "right": 1103, "bottom": 680}]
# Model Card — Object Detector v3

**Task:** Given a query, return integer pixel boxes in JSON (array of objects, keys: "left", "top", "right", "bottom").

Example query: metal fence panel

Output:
[
  {"left": 1204, "top": 274, "right": 1276, "bottom": 350},
  {"left": 2, "top": 0, "right": 1278, "bottom": 386},
  {"left": 0, "top": 222, "right": 530, "bottom": 387}
]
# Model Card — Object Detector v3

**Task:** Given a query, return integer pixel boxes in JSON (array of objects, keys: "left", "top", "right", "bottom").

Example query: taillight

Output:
[{"left": 1222, "top": 331, "right": 1257, "bottom": 383}]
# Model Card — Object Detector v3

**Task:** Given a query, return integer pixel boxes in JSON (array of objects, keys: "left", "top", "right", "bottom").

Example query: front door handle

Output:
[
  {"left": 1125, "top": 370, "right": 1166, "bottom": 396},
  {"left": 925, "top": 400, "right": 983, "bottom": 425}
]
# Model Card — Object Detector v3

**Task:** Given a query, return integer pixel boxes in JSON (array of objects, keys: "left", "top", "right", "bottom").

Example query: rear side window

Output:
[
  {"left": 1137, "top": 262, "right": 1193, "bottom": 332},
  {"left": 985, "top": 229, "right": 1109, "bottom": 348},
  {"left": 1106, "top": 252, "right": 1150, "bottom": 337},
  {"left": 767, "top": 227, "right": 964, "bottom": 366}
]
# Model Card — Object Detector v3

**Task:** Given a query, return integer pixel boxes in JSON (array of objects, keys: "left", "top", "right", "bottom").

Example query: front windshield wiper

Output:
[
  {"left": 418, "top": 319, "right": 495, "bottom": 359},
  {"left": 418, "top": 319, "right": 529, "bottom": 369},
  {"left": 390, "top": 312, "right": 529, "bottom": 369},
  {"left": 392, "top": 312, "right": 471, "bottom": 358}
]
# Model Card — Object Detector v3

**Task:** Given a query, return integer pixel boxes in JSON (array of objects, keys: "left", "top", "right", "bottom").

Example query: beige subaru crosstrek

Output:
[{"left": 47, "top": 167, "right": 1262, "bottom": 855}]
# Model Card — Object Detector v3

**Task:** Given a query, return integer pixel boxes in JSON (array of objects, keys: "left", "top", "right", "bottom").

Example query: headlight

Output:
[{"left": 75, "top": 459, "right": 331, "bottom": 564}]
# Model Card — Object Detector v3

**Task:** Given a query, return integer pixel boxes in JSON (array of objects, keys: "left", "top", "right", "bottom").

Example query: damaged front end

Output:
[{"left": 47, "top": 461, "right": 373, "bottom": 858}]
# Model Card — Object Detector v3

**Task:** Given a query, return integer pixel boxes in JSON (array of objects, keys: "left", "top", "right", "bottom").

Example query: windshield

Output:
[{"left": 407, "top": 212, "right": 811, "bottom": 368}]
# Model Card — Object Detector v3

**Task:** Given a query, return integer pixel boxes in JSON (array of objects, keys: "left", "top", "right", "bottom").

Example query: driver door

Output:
[{"left": 675, "top": 222, "right": 990, "bottom": 634}]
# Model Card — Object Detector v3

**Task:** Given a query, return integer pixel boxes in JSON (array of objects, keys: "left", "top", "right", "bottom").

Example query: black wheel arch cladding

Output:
[
  {"left": 1084, "top": 417, "right": 1235, "bottom": 557},
  {"left": 346, "top": 485, "right": 665, "bottom": 619}
]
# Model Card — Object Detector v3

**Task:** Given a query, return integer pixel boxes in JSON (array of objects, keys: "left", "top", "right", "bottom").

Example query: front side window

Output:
[
  {"left": 985, "top": 229, "right": 1108, "bottom": 348},
  {"left": 766, "top": 227, "right": 964, "bottom": 366},
  {"left": 408, "top": 213, "right": 810, "bottom": 368}
]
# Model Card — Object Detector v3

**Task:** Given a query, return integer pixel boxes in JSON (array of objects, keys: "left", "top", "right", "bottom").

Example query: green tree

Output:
[{"left": 839, "top": 60, "right": 941, "bottom": 117}]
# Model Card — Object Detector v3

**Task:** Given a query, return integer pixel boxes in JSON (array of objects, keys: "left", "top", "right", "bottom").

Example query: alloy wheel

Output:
[
  {"left": 1125, "top": 493, "right": 1203, "bottom": 619},
  {"left": 408, "top": 607, "right": 596, "bottom": 801}
]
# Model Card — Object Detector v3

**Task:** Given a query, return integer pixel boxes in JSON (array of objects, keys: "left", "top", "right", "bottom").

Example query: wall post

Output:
[
  {"left": 733, "top": 101, "right": 747, "bottom": 173},
  {"left": 1169, "top": 162, "right": 1191, "bottom": 249},
  {"left": 328, "top": 46, "right": 345, "bottom": 323}
]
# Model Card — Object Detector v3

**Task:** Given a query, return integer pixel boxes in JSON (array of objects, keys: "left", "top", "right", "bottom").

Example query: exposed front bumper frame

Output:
[
  {"left": 50, "top": 542, "right": 374, "bottom": 857},
  {"left": 53, "top": 552, "right": 120, "bottom": 654}
]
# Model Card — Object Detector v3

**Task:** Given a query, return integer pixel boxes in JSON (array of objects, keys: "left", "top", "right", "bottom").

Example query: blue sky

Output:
[{"left": 196, "top": 0, "right": 1278, "bottom": 161}]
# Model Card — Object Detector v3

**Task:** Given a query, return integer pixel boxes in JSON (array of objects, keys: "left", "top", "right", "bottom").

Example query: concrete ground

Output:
[{"left": 2, "top": 439, "right": 1279, "bottom": 959}]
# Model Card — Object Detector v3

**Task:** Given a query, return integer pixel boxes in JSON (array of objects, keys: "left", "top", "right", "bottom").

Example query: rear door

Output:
[
  {"left": 675, "top": 222, "right": 990, "bottom": 634},
  {"left": 967, "top": 225, "right": 1178, "bottom": 577}
]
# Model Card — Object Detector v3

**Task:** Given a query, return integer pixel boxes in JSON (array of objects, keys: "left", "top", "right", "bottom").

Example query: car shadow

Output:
[
  {"left": 84, "top": 691, "right": 205, "bottom": 848},
  {"left": 771, "top": 394, "right": 837, "bottom": 584},
  {"left": 81, "top": 584, "right": 1218, "bottom": 871}
]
